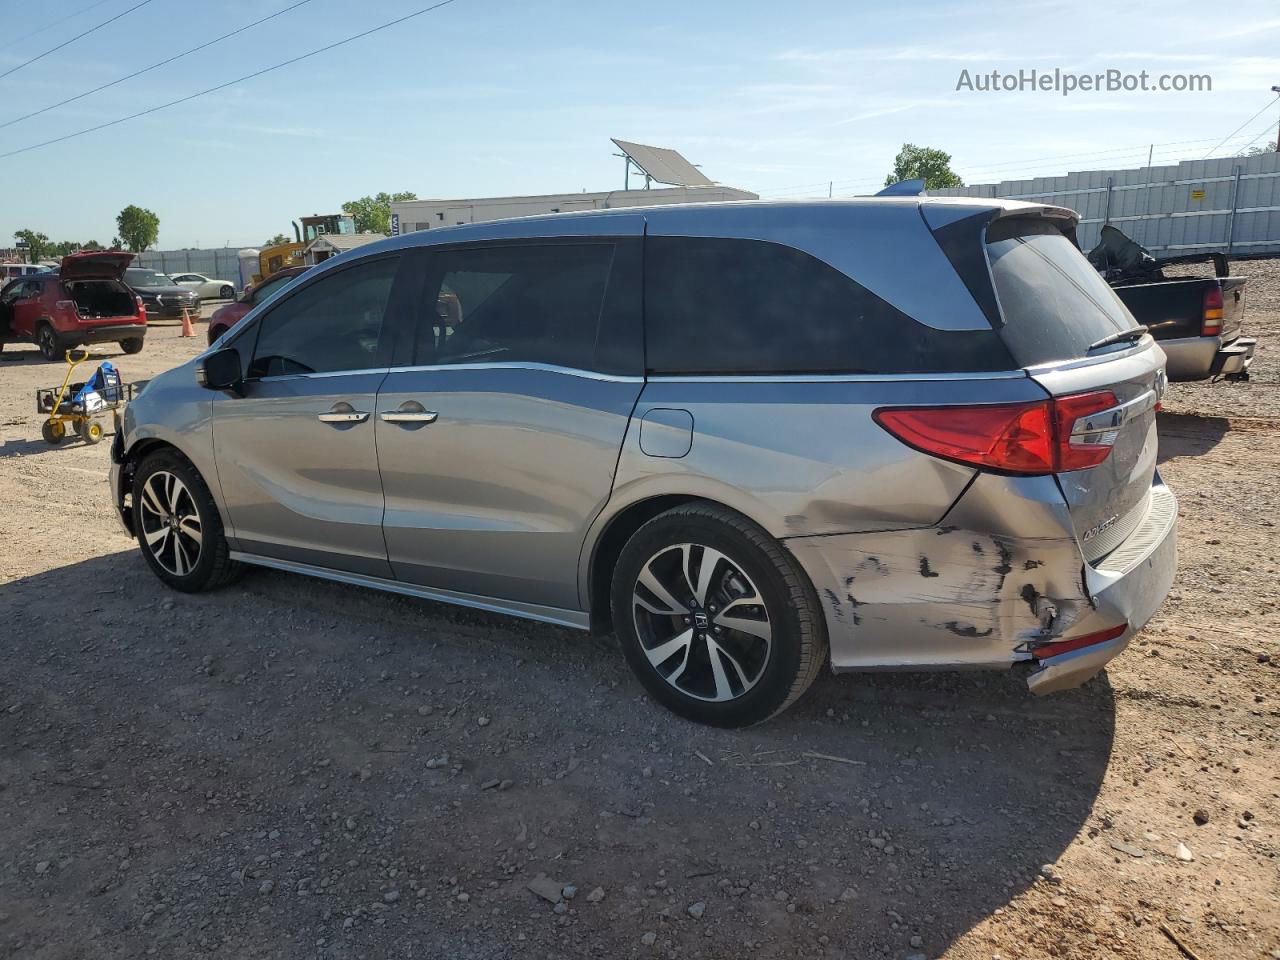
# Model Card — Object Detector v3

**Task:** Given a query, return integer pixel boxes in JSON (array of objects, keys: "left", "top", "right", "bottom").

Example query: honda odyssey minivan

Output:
[{"left": 111, "top": 198, "right": 1176, "bottom": 726}]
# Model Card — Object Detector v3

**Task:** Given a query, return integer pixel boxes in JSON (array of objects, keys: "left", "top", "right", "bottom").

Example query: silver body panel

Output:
[{"left": 111, "top": 198, "right": 1177, "bottom": 697}]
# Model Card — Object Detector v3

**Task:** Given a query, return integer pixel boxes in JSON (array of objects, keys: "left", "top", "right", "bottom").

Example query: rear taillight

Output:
[
  {"left": 874, "top": 390, "right": 1120, "bottom": 476},
  {"left": 1202, "top": 287, "right": 1223, "bottom": 336}
]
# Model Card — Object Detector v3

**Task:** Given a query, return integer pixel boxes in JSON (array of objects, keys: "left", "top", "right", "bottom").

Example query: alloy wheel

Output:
[
  {"left": 138, "top": 470, "right": 203, "bottom": 576},
  {"left": 631, "top": 543, "right": 772, "bottom": 702}
]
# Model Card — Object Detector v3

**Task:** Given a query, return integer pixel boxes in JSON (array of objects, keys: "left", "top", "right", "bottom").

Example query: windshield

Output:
[
  {"left": 125, "top": 268, "right": 174, "bottom": 286},
  {"left": 987, "top": 219, "right": 1135, "bottom": 366}
]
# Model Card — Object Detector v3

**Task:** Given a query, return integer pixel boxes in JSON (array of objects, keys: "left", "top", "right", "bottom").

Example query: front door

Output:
[
  {"left": 376, "top": 235, "right": 644, "bottom": 611},
  {"left": 5, "top": 280, "right": 44, "bottom": 338},
  {"left": 213, "top": 255, "right": 404, "bottom": 576}
]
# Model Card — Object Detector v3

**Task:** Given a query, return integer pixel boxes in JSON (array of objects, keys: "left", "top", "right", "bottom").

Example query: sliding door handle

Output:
[{"left": 380, "top": 410, "right": 438, "bottom": 424}]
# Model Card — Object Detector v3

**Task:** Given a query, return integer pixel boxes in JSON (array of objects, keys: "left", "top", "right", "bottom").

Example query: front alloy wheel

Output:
[
  {"left": 632, "top": 544, "right": 772, "bottom": 703},
  {"left": 138, "top": 470, "right": 203, "bottom": 576}
]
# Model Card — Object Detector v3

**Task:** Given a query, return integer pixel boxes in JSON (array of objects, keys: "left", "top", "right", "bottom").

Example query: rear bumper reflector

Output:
[{"left": 1035, "top": 623, "right": 1127, "bottom": 660}]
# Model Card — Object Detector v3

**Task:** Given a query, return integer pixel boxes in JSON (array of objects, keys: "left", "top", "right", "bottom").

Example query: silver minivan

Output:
[{"left": 111, "top": 198, "right": 1176, "bottom": 726}]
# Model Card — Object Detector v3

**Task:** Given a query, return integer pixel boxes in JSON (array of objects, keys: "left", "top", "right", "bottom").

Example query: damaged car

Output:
[{"left": 110, "top": 198, "right": 1176, "bottom": 726}]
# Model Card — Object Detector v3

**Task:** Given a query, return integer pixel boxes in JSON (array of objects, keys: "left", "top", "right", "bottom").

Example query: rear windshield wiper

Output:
[{"left": 1088, "top": 325, "right": 1148, "bottom": 352}]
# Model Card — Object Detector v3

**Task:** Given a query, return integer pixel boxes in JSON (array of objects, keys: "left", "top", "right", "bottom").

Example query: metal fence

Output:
[
  {"left": 933, "top": 151, "right": 1280, "bottom": 257},
  {"left": 134, "top": 248, "right": 250, "bottom": 291}
]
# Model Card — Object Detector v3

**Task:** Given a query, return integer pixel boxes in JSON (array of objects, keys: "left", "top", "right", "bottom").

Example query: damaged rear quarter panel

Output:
[{"left": 787, "top": 472, "right": 1092, "bottom": 671}]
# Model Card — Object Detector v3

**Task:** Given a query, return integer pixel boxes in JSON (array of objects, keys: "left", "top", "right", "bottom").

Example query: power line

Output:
[
  {"left": 0, "top": 0, "right": 116, "bottom": 53},
  {"left": 0, "top": 0, "right": 316, "bottom": 132},
  {"left": 0, "top": 0, "right": 464, "bottom": 162},
  {"left": 1231, "top": 118, "right": 1280, "bottom": 156},
  {"left": 1200, "top": 94, "right": 1280, "bottom": 159},
  {"left": 0, "top": 0, "right": 156, "bottom": 81}
]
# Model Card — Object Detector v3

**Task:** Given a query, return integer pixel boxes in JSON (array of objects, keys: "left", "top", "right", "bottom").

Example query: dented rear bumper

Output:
[{"left": 784, "top": 472, "right": 1177, "bottom": 693}]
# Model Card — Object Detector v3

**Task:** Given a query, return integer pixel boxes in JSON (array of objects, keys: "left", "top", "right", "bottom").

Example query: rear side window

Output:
[
  {"left": 412, "top": 241, "right": 640, "bottom": 374},
  {"left": 644, "top": 236, "right": 1012, "bottom": 375},
  {"left": 247, "top": 257, "right": 399, "bottom": 377},
  {"left": 987, "top": 219, "right": 1133, "bottom": 365}
]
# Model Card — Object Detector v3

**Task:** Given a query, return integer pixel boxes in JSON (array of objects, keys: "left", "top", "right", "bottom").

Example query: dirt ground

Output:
[{"left": 1, "top": 274, "right": 1277, "bottom": 960}]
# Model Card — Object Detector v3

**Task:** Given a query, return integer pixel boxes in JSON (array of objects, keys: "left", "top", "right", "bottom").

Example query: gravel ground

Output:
[{"left": 1, "top": 296, "right": 1277, "bottom": 959}]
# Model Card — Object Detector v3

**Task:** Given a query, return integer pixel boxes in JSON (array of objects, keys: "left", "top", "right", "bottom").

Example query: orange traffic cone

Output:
[{"left": 180, "top": 307, "right": 195, "bottom": 338}]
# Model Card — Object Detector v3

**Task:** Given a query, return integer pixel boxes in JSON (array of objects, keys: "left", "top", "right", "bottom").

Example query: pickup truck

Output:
[{"left": 1087, "top": 225, "right": 1254, "bottom": 382}]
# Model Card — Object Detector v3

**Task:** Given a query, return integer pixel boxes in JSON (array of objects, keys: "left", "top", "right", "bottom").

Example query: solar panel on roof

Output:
[{"left": 611, "top": 139, "right": 714, "bottom": 187}]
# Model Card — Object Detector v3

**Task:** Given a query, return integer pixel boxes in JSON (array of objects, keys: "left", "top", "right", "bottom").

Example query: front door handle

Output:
[
  {"left": 318, "top": 402, "right": 370, "bottom": 424},
  {"left": 381, "top": 400, "right": 438, "bottom": 425}
]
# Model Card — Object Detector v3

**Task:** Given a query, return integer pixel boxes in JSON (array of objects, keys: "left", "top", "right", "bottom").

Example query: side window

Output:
[
  {"left": 413, "top": 243, "right": 617, "bottom": 372},
  {"left": 644, "top": 236, "right": 1013, "bottom": 375},
  {"left": 247, "top": 257, "right": 399, "bottom": 378}
]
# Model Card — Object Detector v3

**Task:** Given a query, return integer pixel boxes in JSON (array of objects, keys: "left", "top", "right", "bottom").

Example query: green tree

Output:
[
  {"left": 14, "top": 228, "right": 50, "bottom": 262},
  {"left": 1242, "top": 142, "right": 1277, "bottom": 156},
  {"left": 263, "top": 233, "right": 291, "bottom": 247},
  {"left": 116, "top": 205, "right": 160, "bottom": 253},
  {"left": 82, "top": 240, "right": 103, "bottom": 251},
  {"left": 884, "top": 144, "right": 964, "bottom": 190},
  {"left": 341, "top": 191, "right": 417, "bottom": 235}
]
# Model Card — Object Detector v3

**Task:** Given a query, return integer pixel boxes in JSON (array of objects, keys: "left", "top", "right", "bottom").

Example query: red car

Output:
[
  {"left": 0, "top": 252, "right": 148, "bottom": 361},
  {"left": 206, "top": 265, "right": 310, "bottom": 345}
]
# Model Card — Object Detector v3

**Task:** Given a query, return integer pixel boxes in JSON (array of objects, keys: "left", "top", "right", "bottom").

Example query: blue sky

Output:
[{"left": 2, "top": 0, "right": 1278, "bottom": 250}]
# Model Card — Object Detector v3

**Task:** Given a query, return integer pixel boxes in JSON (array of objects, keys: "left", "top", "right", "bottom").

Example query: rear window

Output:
[
  {"left": 644, "top": 236, "right": 1013, "bottom": 375},
  {"left": 125, "top": 269, "right": 173, "bottom": 286},
  {"left": 987, "top": 219, "right": 1134, "bottom": 366}
]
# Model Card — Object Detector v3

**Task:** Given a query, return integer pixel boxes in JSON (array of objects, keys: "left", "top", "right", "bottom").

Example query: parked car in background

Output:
[
  {"left": 1087, "top": 225, "right": 1254, "bottom": 381},
  {"left": 171, "top": 273, "right": 236, "bottom": 301},
  {"left": 123, "top": 267, "right": 200, "bottom": 321},
  {"left": 113, "top": 199, "right": 1176, "bottom": 726},
  {"left": 1, "top": 251, "right": 146, "bottom": 359},
  {"left": 206, "top": 264, "right": 309, "bottom": 345},
  {"left": 1, "top": 263, "right": 49, "bottom": 283}
]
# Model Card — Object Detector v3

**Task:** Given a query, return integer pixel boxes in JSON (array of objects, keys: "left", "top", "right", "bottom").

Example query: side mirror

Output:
[{"left": 196, "top": 346, "right": 242, "bottom": 394}]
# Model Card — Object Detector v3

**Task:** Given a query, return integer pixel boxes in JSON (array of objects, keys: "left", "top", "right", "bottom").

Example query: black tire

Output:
[
  {"left": 132, "top": 449, "right": 240, "bottom": 592},
  {"left": 37, "top": 324, "right": 61, "bottom": 361},
  {"left": 219, "top": 285, "right": 234, "bottom": 300},
  {"left": 610, "top": 502, "right": 827, "bottom": 727},
  {"left": 119, "top": 338, "right": 144, "bottom": 355},
  {"left": 41, "top": 418, "right": 66, "bottom": 445},
  {"left": 77, "top": 419, "right": 104, "bottom": 445}
]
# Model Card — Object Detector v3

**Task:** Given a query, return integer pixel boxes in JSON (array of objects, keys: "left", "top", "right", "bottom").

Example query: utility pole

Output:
[{"left": 1273, "top": 86, "right": 1280, "bottom": 152}]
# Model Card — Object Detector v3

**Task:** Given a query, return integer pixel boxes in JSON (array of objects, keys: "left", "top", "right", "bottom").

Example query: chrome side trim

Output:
[
  {"left": 228, "top": 551, "right": 591, "bottom": 630},
  {"left": 256, "top": 367, "right": 391, "bottom": 383},
  {"left": 646, "top": 370, "right": 1028, "bottom": 384},
  {"left": 385, "top": 361, "right": 644, "bottom": 383}
]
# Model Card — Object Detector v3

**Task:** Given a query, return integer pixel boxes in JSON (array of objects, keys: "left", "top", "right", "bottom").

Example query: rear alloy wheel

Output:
[
  {"left": 119, "top": 338, "right": 144, "bottom": 355},
  {"left": 37, "top": 325, "right": 61, "bottom": 361},
  {"left": 219, "top": 285, "right": 234, "bottom": 300},
  {"left": 611, "top": 503, "right": 827, "bottom": 727},
  {"left": 132, "top": 451, "right": 239, "bottom": 592}
]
